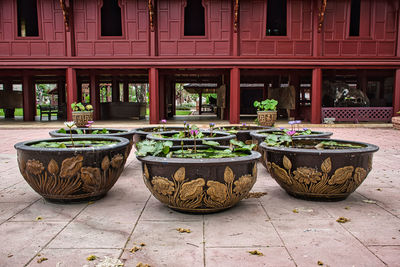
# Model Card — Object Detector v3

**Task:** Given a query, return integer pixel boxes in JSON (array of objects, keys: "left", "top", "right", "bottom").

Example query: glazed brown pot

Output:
[
  {"left": 15, "top": 136, "right": 130, "bottom": 202},
  {"left": 392, "top": 116, "right": 400, "bottom": 130},
  {"left": 259, "top": 138, "right": 379, "bottom": 201},
  {"left": 72, "top": 111, "right": 93, "bottom": 127},
  {"left": 137, "top": 146, "right": 261, "bottom": 213},
  {"left": 257, "top": 111, "right": 277, "bottom": 126},
  {"left": 215, "top": 125, "right": 273, "bottom": 143},
  {"left": 146, "top": 131, "right": 236, "bottom": 146},
  {"left": 49, "top": 128, "right": 135, "bottom": 157},
  {"left": 132, "top": 126, "right": 185, "bottom": 145}
]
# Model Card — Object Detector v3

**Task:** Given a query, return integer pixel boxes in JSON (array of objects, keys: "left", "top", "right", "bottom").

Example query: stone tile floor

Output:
[{"left": 0, "top": 125, "right": 399, "bottom": 266}]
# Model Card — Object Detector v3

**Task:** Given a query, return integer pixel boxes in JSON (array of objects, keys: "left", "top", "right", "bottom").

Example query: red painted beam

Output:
[
  {"left": 229, "top": 67, "right": 240, "bottom": 124},
  {"left": 22, "top": 73, "right": 35, "bottom": 121},
  {"left": 66, "top": 68, "right": 77, "bottom": 121},
  {"left": 311, "top": 68, "right": 322, "bottom": 124},
  {"left": 90, "top": 70, "right": 100, "bottom": 120},
  {"left": 149, "top": 67, "right": 160, "bottom": 124},
  {"left": 394, "top": 69, "right": 400, "bottom": 115}
]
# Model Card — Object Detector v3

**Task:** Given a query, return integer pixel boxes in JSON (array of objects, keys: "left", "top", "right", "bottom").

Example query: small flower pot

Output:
[
  {"left": 146, "top": 131, "right": 236, "bottom": 146},
  {"left": 259, "top": 138, "right": 379, "bottom": 201},
  {"left": 137, "top": 146, "right": 261, "bottom": 213},
  {"left": 72, "top": 111, "right": 93, "bottom": 127},
  {"left": 257, "top": 111, "right": 277, "bottom": 126},
  {"left": 15, "top": 136, "right": 130, "bottom": 202},
  {"left": 392, "top": 116, "right": 400, "bottom": 130}
]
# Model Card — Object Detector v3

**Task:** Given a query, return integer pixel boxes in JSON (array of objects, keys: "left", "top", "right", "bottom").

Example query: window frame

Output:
[
  {"left": 181, "top": 0, "right": 208, "bottom": 39},
  {"left": 98, "top": 0, "right": 126, "bottom": 39},
  {"left": 14, "top": 0, "right": 42, "bottom": 39},
  {"left": 263, "top": 0, "right": 291, "bottom": 40}
]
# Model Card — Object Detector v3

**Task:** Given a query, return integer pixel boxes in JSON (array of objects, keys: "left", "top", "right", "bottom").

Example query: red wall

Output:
[
  {"left": 74, "top": 0, "right": 149, "bottom": 57},
  {"left": 323, "top": 0, "right": 397, "bottom": 56},
  {"left": 0, "top": 0, "right": 66, "bottom": 57},
  {"left": 158, "top": 0, "right": 231, "bottom": 56},
  {"left": 240, "top": 0, "right": 313, "bottom": 56}
]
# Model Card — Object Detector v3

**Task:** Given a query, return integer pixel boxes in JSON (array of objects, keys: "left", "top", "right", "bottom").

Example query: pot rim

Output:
[
  {"left": 215, "top": 125, "right": 274, "bottom": 132},
  {"left": 132, "top": 126, "right": 185, "bottom": 135},
  {"left": 49, "top": 128, "right": 133, "bottom": 138},
  {"left": 250, "top": 129, "right": 333, "bottom": 138},
  {"left": 137, "top": 145, "right": 261, "bottom": 164},
  {"left": 146, "top": 130, "right": 236, "bottom": 142},
  {"left": 259, "top": 138, "right": 379, "bottom": 154},
  {"left": 14, "top": 136, "right": 130, "bottom": 152}
]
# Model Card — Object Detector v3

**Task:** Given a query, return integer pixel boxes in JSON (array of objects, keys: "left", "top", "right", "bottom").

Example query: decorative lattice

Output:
[{"left": 321, "top": 107, "right": 393, "bottom": 122}]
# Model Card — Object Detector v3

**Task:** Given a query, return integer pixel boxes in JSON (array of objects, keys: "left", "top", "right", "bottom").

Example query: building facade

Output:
[{"left": 0, "top": 0, "right": 399, "bottom": 124}]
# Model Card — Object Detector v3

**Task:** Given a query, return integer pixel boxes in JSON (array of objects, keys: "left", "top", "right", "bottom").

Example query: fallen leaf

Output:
[
  {"left": 362, "top": 200, "right": 377, "bottom": 204},
  {"left": 130, "top": 246, "right": 140, "bottom": 253},
  {"left": 140, "top": 243, "right": 146, "bottom": 247},
  {"left": 136, "top": 262, "right": 150, "bottom": 267},
  {"left": 317, "top": 260, "right": 324, "bottom": 265},
  {"left": 336, "top": 217, "right": 350, "bottom": 223},
  {"left": 245, "top": 192, "right": 267, "bottom": 199},
  {"left": 35, "top": 216, "right": 43, "bottom": 221},
  {"left": 248, "top": 250, "right": 264, "bottom": 256},
  {"left": 37, "top": 257, "right": 48, "bottom": 263},
  {"left": 87, "top": 255, "right": 96, "bottom": 261},
  {"left": 176, "top": 228, "right": 191, "bottom": 233},
  {"left": 376, "top": 188, "right": 382, "bottom": 191},
  {"left": 88, "top": 201, "right": 95, "bottom": 205},
  {"left": 344, "top": 206, "right": 350, "bottom": 210},
  {"left": 292, "top": 209, "right": 299, "bottom": 213},
  {"left": 7, "top": 254, "right": 13, "bottom": 258}
]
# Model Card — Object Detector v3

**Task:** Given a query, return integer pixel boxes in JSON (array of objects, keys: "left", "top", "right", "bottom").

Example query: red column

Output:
[
  {"left": 22, "top": 73, "right": 34, "bottom": 121},
  {"left": 90, "top": 70, "right": 100, "bottom": 120},
  {"left": 312, "top": 0, "right": 322, "bottom": 57},
  {"left": 159, "top": 74, "right": 165, "bottom": 120},
  {"left": 149, "top": 67, "right": 160, "bottom": 124},
  {"left": 66, "top": 67, "right": 77, "bottom": 121},
  {"left": 311, "top": 68, "right": 322, "bottom": 124},
  {"left": 394, "top": 69, "right": 400, "bottom": 115},
  {"left": 229, "top": 67, "right": 240, "bottom": 124}
]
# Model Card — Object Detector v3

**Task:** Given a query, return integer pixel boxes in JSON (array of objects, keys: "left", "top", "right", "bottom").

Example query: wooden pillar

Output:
[
  {"left": 3, "top": 79, "right": 14, "bottom": 119},
  {"left": 312, "top": 0, "right": 322, "bottom": 57},
  {"left": 22, "top": 73, "right": 35, "bottom": 121},
  {"left": 90, "top": 70, "right": 100, "bottom": 120},
  {"left": 229, "top": 67, "right": 240, "bottom": 124},
  {"left": 232, "top": 0, "right": 239, "bottom": 56},
  {"left": 123, "top": 81, "right": 129, "bottom": 102},
  {"left": 394, "top": 69, "right": 400, "bottom": 115},
  {"left": 62, "top": 0, "right": 75, "bottom": 57},
  {"left": 149, "top": 0, "right": 157, "bottom": 56},
  {"left": 311, "top": 68, "right": 322, "bottom": 124},
  {"left": 199, "top": 91, "right": 203, "bottom": 115},
  {"left": 112, "top": 77, "right": 119, "bottom": 102},
  {"left": 66, "top": 67, "right": 77, "bottom": 121},
  {"left": 149, "top": 67, "right": 160, "bottom": 124},
  {"left": 57, "top": 78, "right": 66, "bottom": 105},
  {"left": 159, "top": 74, "right": 165, "bottom": 120}
]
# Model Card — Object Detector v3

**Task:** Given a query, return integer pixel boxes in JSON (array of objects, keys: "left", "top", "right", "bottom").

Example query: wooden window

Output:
[
  {"left": 266, "top": 0, "right": 287, "bottom": 36},
  {"left": 17, "top": 0, "right": 39, "bottom": 37},
  {"left": 184, "top": 0, "right": 205, "bottom": 36},
  {"left": 101, "top": 0, "right": 122, "bottom": 36},
  {"left": 349, "top": 0, "right": 361, "bottom": 36}
]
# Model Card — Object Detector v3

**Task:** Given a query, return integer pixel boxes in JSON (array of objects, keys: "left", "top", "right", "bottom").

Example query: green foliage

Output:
[
  {"left": 264, "top": 134, "right": 292, "bottom": 147},
  {"left": 253, "top": 99, "right": 278, "bottom": 111},
  {"left": 91, "top": 128, "right": 110, "bottom": 134},
  {"left": 315, "top": 141, "right": 363, "bottom": 149},
  {"left": 30, "top": 140, "right": 117, "bottom": 148},
  {"left": 57, "top": 128, "right": 67, "bottom": 134},
  {"left": 136, "top": 140, "right": 174, "bottom": 157},
  {"left": 229, "top": 139, "right": 256, "bottom": 151},
  {"left": 71, "top": 102, "right": 93, "bottom": 112}
]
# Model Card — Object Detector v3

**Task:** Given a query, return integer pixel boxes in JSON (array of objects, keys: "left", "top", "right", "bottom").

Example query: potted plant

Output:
[
  {"left": 14, "top": 122, "right": 130, "bottom": 202},
  {"left": 214, "top": 123, "right": 273, "bottom": 143},
  {"left": 258, "top": 133, "right": 379, "bottom": 201},
  {"left": 49, "top": 123, "right": 136, "bottom": 156},
  {"left": 392, "top": 110, "right": 400, "bottom": 130},
  {"left": 71, "top": 102, "right": 93, "bottom": 127},
  {"left": 136, "top": 139, "right": 261, "bottom": 213},
  {"left": 253, "top": 99, "right": 278, "bottom": 126}
]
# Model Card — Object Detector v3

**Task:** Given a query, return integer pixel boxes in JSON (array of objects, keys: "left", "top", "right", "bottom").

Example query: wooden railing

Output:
[{"left": 321, "top": 107, "right": 393, "bottom": 123}]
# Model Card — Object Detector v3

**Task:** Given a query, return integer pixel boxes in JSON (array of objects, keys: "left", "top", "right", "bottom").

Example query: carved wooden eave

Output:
[
  {"left": 59, "top": 0, "right": 71, "bottom": 32},
  {"left": 148, "top": 0, "right": 155, "bottom": 32},
  {"left": 233, "top": 0, "right": 239, "bottom": 33},
  {"left": 318, "top": 0, "right": 327, "bottom": 33}
]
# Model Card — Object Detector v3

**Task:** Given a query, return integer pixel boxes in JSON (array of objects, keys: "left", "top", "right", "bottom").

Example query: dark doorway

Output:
[
  {"left": 184, "top": 0, "right": 205, "bottom": 36},
  {"left": 101, "top": 0, "right": 122, "bottom": 36}
]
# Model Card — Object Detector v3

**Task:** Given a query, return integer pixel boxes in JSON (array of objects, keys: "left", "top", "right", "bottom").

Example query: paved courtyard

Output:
[{"left": 0, "top": 123, "right": 399, "bottom": 266}]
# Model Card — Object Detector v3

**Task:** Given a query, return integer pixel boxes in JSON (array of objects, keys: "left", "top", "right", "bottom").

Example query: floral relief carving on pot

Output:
[
  {"left": 18, "top": 153, "right": 126, "bottom": 200},
  {"left": 269, "top": 156, "right": 370, "bottom": 198},
  {"left": 142, "top": 164, "right": 257, "bottom": 212}
]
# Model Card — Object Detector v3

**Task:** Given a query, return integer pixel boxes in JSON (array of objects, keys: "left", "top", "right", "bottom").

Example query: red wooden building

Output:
[{"left": 0, "top": 0, "right": 399, "bottom": 124}]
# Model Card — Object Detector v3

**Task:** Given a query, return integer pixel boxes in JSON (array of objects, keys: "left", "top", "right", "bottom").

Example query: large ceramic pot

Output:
[
  {"left": 257, "top": 111, "right": 277, "bottom": 126},
  {"left": 146, "top": 131, "right": 236, "bottom": 146},
  {"left": 132, "top": 126, "right": 185, "bottom": 144},
  {"left": 392, "top": 116, "right": 400, "bottom": 130},
  {"left": 259, "top": 138, "right": 379, "bottom": 201},
  {"left": 137, "top": 146, "right": 261, "bottom": 213},
  {"left": 72, "top": 111, "right": 93, "bottom": 127},
  {"left": 15, "top": 136, "right": 130, "bottom": 202},
  {"left": 49, "top": 128, "right": 135, "bottom": 156},
  {"left": 215, "top": 125, "right": 273, "bottom": 143}
]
